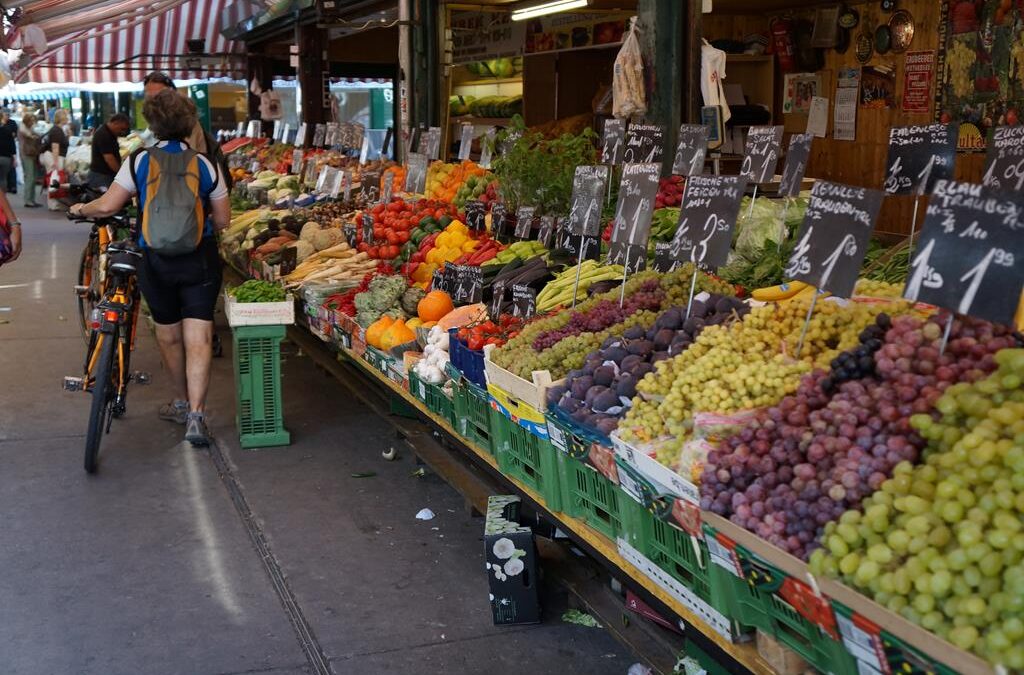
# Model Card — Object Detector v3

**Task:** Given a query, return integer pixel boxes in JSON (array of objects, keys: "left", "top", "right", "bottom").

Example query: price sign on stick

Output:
[
  {"left": 304, "top": 160, "right": 319, "bottom": 188},
  {"left": 514, "top": 206, "right": 536, "bottom": 239},
  {"left": 432, "top": 268, "right": 446, "bottom": 293},
  {"left": 982, "top": 126, "right": 1024, "bottom": 193},
  {"left": 785, "top": 181, "right": 885, "bottom": 298},
  {"left": 465, "top": 200, "right": 486, "bottom": 230},
  {"left": 343, "top": 220, "right": 357, "bottom": 247},
  {"left": 490, "top": 280, "right": 506, "bottom": 319},
  {"left": 883, "top": 124, "right": 958, "bottom": 195},
  {"left": 566, "top": 166, "right": 610, "bottom": 236},
  {"left": 652, "top": 242, "right": 681, "bottom": 273},
  {"left": 670, "top": 175, "right": 749, "bottom": 269},
  {"left": 537, "top": 216, "right": 556, "bottom": 248},
  {"left": 671, "top": 124, "right": 710, "bottom": 177},
  {"left": 511, "top": 284, "right": 537, "bottom": 319},
  {"left": 315, "top": 167, "right": 330, "bottom": 194},
  {"left": 361, "top": 212, "right": 374, "bottom": 245},
  {"left": 341, "top": 170, "right": 352, "bottom": 202},
  {"left": 779, "top": 133, "right": 814, "bottom": 198},
  {"left": 562, "top": 233, "right": 601, "bottom": 261},
  {"left": 410, "top": 126, "right": 424, "bottom": 154},
  {"left": 360, "top": 170, "right": 381, "bottom": 203},
  {"left": 458, "top": 123, "right": 474, "bottom": 161},
  {"left": 292, "top": 149, "right": 304, "bottom": 178},
  {"left": 405, "top": 152, "right": 428, "bottom": 194},
  {"left": 601, "top": 119, "right": 626, "bottom": 165},
  {"left": 295, "top": 123, "right": 307, "bottom": 147},
  {"left": 903, "top": 180, "right": 1024, "bottom": 326},
  {"left": 740, "top": 125, "right": 784, "bottom": 184},
  {"left": 327, "top": 168, "right": 343, "bottom": 199},
  {"left": 607, "top": 163, "right": 660, "bottom": 274},
  {"left": 424, "top": 127, "right": 442, "bottom": 160},
  {"left": 623, "top": 123, "right": 666, "bottom": 165},
  {"left": 380, "top": 170, "right": 394, "bottom": 205},
  {"left": 479, "top": 127, "right": 497, "bottom": 169},
  {"left": 490, "top": 203, "right": 508, "bottom": 240},
  {"left": 312, "top": 123, "right": 326, "bottom": 148}
]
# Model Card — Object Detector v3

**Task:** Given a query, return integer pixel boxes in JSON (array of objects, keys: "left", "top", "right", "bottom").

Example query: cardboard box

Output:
[
  {"left": 484, "top": 496, "right": 540, "bottom": 625},
  {"left": 756, "top": 630, "right": 810, "bottom": 675},
  {"left": 224, "top": 292, "right": 295, "bottom": 327}
]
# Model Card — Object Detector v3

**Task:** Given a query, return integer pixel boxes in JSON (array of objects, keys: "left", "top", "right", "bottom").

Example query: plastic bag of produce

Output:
[
  {"left": 613, "top": 18, "right": 647, "bottom": 119},
  {"left": 692, "top": 408, "right": 762, "bottom": 444}
]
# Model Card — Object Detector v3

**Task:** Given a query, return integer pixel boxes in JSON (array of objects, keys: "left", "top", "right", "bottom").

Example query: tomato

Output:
[
  {"left": 386, "top": 231, "right": 400, "bottom": 245},
  {"left": 457, "top": 327, "right": 470, "bottom": 342},
  {"left": 373, "top": 226, "right": 385, "bottom": 240},
  {"left": 397, "top": 231, "right": 410, "bottom": 244},
  {"left": 372, "top": 204, "right": 385, "bottom": 216},
  {"left": 387, "top": 201, "right": 403, "bottom": 212},
  {"left": 388, "top": 245, "right": 401, "bottom": 259},
  {"left": 484, "top": 336, "right": 501, "bottom": 347},
  {"left": 468, "top": 335, "right": 485, "bottom": 351},
  {"left": 367, "top": 246, "right": 379, "bottom": 259},
  {"left": 357, "top": 242, "right": 369, "bottom": 253},
  {"left": 479, "top": 320, "right": 499, "bottom": 334},
  {"left": 434, "top": 208, "right": 446, "bottom": 220}
]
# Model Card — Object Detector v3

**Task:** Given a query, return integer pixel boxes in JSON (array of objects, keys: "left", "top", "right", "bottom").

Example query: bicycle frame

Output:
[{"left": 83, "top": 267, "right": 140, "bottom": 412}]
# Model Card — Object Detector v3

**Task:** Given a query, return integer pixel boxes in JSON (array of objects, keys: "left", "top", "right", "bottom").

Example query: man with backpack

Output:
[{"left": 68, "top": 89, "right": 230, "bottom": 447}]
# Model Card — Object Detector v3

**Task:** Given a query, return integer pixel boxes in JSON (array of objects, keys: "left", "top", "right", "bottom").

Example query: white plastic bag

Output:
[{"left": 613, "top": 18, "right": 646, "bottom": 119}]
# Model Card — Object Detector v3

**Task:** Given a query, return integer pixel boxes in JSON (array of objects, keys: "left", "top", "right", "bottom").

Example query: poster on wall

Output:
[
  {"left": 523, "top": 13, "right": 629, "bottom": 54},
  {"left": 783, "top": 73, "right": 822, "bottom": 114},
  {"left": 450, "top": 10, "right": 525, "bottom": 64},
  {"left": 861, "top": 64, "right": 897, "bottom": 109},
  {"left": 902, "top": 50, "right": 936, "bottom": 113},
  {"left": 936, "top": 0, "right": 1024, "bottom": 151}
]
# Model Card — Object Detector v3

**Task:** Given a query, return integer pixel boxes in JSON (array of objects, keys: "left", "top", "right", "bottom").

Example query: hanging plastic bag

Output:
[{"left": 613, "top": 17, "right": 646, "bottom": 119}]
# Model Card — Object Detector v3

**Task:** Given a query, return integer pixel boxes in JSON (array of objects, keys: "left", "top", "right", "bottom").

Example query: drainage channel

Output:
[{"left": 206, "top": 438, "right": 333, "bottom": 675}]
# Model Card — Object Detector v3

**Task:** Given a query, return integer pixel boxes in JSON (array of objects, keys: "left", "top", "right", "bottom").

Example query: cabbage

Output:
[{"left": 733, "top": 196, "right": 808, "bottom": 257}]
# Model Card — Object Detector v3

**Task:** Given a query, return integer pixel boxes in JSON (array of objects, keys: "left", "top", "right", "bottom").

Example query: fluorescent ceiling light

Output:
[{"left": 511, "top": 0, "right": 589, "bottom": 21}]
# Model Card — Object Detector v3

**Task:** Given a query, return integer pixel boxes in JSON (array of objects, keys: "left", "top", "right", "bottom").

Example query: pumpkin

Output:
[
  {"left": 406, "top": 317, "right": 423, "bottom": 330},
  {"left": 436, "top": 303, "right": 487, "bottom": 331},
  {"left": 380, "top": 319, "right": 415, "bottom": 350},
  {"left": 418, "top": 290, "right": 454, "bottom": 322},
  {"left": 366, "top": 315, "right": 395, "bottom": 348}
]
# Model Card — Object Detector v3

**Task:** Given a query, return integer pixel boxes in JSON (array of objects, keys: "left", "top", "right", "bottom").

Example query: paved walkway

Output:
[{"left": 0, "top": 209, "right": 636, "bottom": 675}]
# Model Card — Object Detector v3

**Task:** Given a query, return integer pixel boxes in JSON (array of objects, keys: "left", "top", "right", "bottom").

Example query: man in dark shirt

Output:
[{"left": 87, "top": 113, "right": 130, "bottom": 190}]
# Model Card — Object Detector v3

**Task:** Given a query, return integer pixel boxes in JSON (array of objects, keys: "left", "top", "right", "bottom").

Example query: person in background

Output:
[
  {"left": 44, "top": 108, "right": 70, "bottom": 173},
  {"left": 0, "top": 111, "right": 18, "bottom": 195},
  {"left": 17, "top": 112, "right": 41, "bottom": 207},
  {"left": 87, "top": 112, "right": 130, "bottom": 190},
  {"left": 69, "top": 90, "right": 229, "bottom": 446}
]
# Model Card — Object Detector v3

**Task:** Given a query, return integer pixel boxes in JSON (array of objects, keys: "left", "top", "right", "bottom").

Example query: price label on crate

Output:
[
  {"left": 903, "top": 180, "right": 1024, "bottom": 326},
  {"left": 490, "top": 280, "right": 506, "bottom": 319},
  {"left": 465, "top": 200, "right": 486, "bottom": 230},
  {"left": 601, "top": 118, "right": 626, "bottom": 165},
  {"left": 360, "top": 170, "right": 381, "bottom": 203},
  {"left": 982, "top": 125, "right": 1024, "bottom": 192},
  {"left": 490, "top": 203, "right": 508, "bottom": 240},
  {"left": 615, "top": 467, "right": 645, "bottom": 503},
  {"left": 705, "top": 534, "right": 743, "bottom": 578},
  {"left": 514, "top": 206, "right": 536, "bottom": 239},
  {"left": 785, "top": 181, "right": 884, "bottom": 298},
  {"left": 380, "top": 169, "right": 394, "bottom": 205},
  {"left": 511, "top": 283, "right": 536, "bottom": 318},
  {"left": 458, "top": 123, "right": 474, "bottom": 161},
  {"left": 671, "top": 123, "right": 710, "bottom": 177},
  {"left": 835, "top": 613, "right": 887, "bottom": 674},
  {"left": 404, "top": 152, "right": 428, "bottom": 194},
  {"left": 361, "top": 212, "right": 374, "bottom": 245},
  {"left": 740, "top": 125, "right": 784, "bottom": 184},
  {"left": 536, "top": 216, "right": 556, "bottom": 249},
  {"left": 883, "top": 123, "right": 958, "bottom": 195},
  {"left": 669, "top": 174, "right": 748, "bottom": 270},
  {"left": 623, "top": 122, "right": 665, "bottom": 165},
  {"left": 479, "top": 127, "right": 497, "bottom": 169},
  {"left": 566, "top": 165, "right": 610, "bottom": 237},
  {"left": 778, "top": 133, "right": 813, "bottom": 198},
  {"left": 607, "top": 163, "right": 660, "bottom": 273}
]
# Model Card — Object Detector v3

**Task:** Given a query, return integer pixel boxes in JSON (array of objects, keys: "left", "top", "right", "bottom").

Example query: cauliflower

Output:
[{"left": 299, "top": 221, "right": 321, "bottom": 242}]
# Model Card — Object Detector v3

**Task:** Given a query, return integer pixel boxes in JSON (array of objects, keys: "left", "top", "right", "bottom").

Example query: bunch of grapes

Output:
[
  {"left": 853, "top": 278, "right": 905, "bottom": 299},
  {"left": 701, "top": 314, "right": 1019, "bottom": 560},
  {"left": 531, "top": 279, "right": 664, "bottom": 351},
  {"left": 821, "top": 313, "right": 889, "bottom": 392},
  {"left": 810, "top": 349, "right": 1024, "bottom": 668}
]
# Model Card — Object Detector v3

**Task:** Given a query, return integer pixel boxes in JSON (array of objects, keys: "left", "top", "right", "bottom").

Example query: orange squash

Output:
[
  {"left": 380, "top": 319, "right": 415, "bottom": 350},
  {"left": 436, "top": 303, "right": 487, "bottom": 331},
  {"left": 418, "top": 290, "right": 455, "bottom": 322},
  {"left": 366, "top": 315, "right": 395, "bottom": 348}
]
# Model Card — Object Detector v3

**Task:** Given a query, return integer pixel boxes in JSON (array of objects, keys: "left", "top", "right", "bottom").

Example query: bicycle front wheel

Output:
[
  {"left": 77, "top": 241, "right": 101, "bottom": 342},
  {"left": 84, "top": 331, "right": 118, "bottom": 474}
]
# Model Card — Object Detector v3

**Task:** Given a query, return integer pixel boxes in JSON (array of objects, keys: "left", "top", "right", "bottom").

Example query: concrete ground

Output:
[{"left": 0, "top": 208, "right": 639, "bottom": 675}]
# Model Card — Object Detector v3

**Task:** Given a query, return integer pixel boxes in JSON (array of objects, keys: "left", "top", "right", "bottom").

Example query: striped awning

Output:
[
  {"left": 0, "top": 89, "right": 77, "bottom": 101},
  {"left": 16, "top": 0, "right": 243, "bottom": 85}
]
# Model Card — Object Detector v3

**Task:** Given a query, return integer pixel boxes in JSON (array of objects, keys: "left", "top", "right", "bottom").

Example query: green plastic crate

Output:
[
  {"left": 557, "top": 451, "right": 625, "bottom": 540},
  {"left": 232, "top": 325, "right": 290, "bottom": 449},
  {"left": 453, "top": 377, "right": 493, "bottom": 454},
  {"left": 408, "top": 370, "right": 455, "bottom": 425},
  {"left": 634, "top": 509, "right": 717, "bottom": 609},
  {"left": 831, "top": 602, "right": 959, "bottom": 675},
  {"left": 363, "top": 345, "right": 392, "bottom": 375},
  {"left": 490, "top": 404, "right": 562, "bottom": 512}
]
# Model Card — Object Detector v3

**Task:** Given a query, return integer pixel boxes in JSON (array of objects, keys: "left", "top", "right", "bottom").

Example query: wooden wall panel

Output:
[{"left": 703, "top": 0, "right": 985, "bottom": 237}]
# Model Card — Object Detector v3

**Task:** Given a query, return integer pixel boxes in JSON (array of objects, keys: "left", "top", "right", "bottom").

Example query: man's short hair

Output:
[
  {"left": 143, "top": 89, "right": 196, "bottom": 142},
  {"left": 109, "top": 113, "right": 130, "bottom": 125},
  {"left": 143, "top": 71, "right": 176, "bottom": 89}
]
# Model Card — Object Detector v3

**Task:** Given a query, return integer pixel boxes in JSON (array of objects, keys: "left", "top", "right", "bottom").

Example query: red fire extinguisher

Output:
[{"left": 770, "top": 16, "right": 796, "bottom": 73}]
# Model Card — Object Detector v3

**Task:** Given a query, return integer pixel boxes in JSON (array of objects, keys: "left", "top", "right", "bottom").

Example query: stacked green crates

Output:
[
  {"left": 556, "top": 451, "right": 626, "bottom": 540},
  {"left": 408, "top": 370, "right": 455, "bottom": 426},
  {"left": 452, "top": 377, "right": 494, "bottom": 454},
  {"left": 233, "top": 325, "right": 290, "bottom": 448},
  {"left": 490, "top": 403, "right": 562, "bottom": 512}
]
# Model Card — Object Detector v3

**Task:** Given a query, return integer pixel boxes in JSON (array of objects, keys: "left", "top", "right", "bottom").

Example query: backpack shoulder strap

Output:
[{"left": 128, "top": 146, "right": 148, "bottom": 194}]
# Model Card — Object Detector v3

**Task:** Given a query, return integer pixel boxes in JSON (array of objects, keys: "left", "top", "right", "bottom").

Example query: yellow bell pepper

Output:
[
  {"left": 461, "top": 240, "right": 478, "bottom": 252},
  {"left": 413, "top": 262, "right": 437, "bottom": 282},
  {"left": 443, "top": 248, "right": 462, "bottom": 263},
  {"left": 435, "top": 232, "right": 451, "bottom": 248}
]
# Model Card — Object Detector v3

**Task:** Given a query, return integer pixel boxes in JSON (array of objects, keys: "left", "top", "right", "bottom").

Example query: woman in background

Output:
[
  {"left": 17, "top": 113, "right": 41, "bottom": 207},
  {"left": 47, "top": 109, "right": 71, "bottom": 171},
  {"left": 0, "top": 111, "right": 18, "bottom": 194}
]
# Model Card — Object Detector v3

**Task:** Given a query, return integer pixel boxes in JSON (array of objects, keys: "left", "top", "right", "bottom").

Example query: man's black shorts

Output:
[{"left": 137, "top": 236, "right": 222, "bottom": 325}]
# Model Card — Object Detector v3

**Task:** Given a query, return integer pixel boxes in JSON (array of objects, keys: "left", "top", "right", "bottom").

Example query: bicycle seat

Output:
[{"left": 107, "top": 240, "right": 142, "bottom": 273}]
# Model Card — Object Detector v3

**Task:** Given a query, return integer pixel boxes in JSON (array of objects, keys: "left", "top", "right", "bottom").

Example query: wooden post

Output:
[
  {"left": 637, "top": 0, "right": 683, "bottom": 176},
  {"left": 296, "top": 23, "right": 327, "bottom": 146}
]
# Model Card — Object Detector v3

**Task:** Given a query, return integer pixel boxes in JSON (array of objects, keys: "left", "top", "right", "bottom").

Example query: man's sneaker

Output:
[
  {"left": 158, "top": 400, "right": 189, "bottom": 424},
  {"left": 185, "top": 412, "right": 211, "bottom": 447}
]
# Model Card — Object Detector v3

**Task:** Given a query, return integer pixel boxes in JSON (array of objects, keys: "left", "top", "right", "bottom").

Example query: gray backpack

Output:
[{"left": 135, "top": 146, "right": 208, "bottom": 256}]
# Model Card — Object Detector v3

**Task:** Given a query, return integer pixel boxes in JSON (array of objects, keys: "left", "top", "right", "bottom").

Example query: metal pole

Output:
[
  {"left": 939, "top": 314, "right": 955, "bottom": 357},
  {"left": 684, "top": 266, "right": 699, "bottom": 320},
  {"left": 795, "top": 290, "right": 820, "bottom": 358}
]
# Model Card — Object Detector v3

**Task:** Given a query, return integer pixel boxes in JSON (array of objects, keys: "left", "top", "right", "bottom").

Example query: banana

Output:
[{"left": 751, "top": 280, "right": 811, "bottom": 302}]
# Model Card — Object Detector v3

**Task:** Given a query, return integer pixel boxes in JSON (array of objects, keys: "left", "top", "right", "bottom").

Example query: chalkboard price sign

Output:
[
  {"left": 466, "top": 200, "right": 486, "bottom": 230},
  {"left": 456, "top": 266, "right": 483, "bottom": 304},
  {"left": 670, "top": 175, "right": 749, "bottom": 269},
  {"left": 607, "top": 163, "right": 661, "bottom": 271},
  {"left": 490, "top": 203, "right": 508, "bottom": 240},
  {"left": 362, "top": 212, "right": 374, "bottom": 245},
  {"left": 740, "top": 125, "right": 784, "bottom": 184},
  {"left": 779, "top": 133, "right": 813, "bottom": 198},
  {"left": 511, "top": 284, "right": 537, "bottom": 319},
  {"left": 785, "top": 181, "right": 885, "bottom": 298},
  {"left": 671, "top": 124, "right": 710, "bottom": 177},
  {"left": 360, "top": 170, "right": 381, "bottom": 203},
  {"left": 652, "top": 242, "right": 681, "bottom": 273},
  {"left": 601, "top": 119, "right": 626, "bottom": 165},
  {"left": 458, "top": 123, "right": 474, "bottom": 161},
  {"left": 537, "top": 216, "right": 556, "bottom": 248},
  {"left": 343, "top": 220, "right": 357, "bottom": 247},
  {"left": 280, "top": 246, "right": 298, "bottom": 277},
  {"left": 623, "top": 123, "right": 666, "bottom": 165},
  {"left": 514, "top": 206, "right": 536, "bottom": 239},
  {"left": 982, "top": 126, "right": 1024, "bottom": 193},
  {"left": 432, "top": 268, "right": 446, "bottom": 294},
  {"left": 490, "top": 280, "right": 506, "bottom": 319},
  {"left": 410, "top": 126, "right": 424, "bottom": 154},
  {"left": 903, "top": 180, "right": 1024, "bottom": 326},
  {"left": 883, "top": 123, "right": 958, "bottom": 195},
  {"left": 405, "top": 152, "right": 429, "bottom": 194},
  {"left": 566, "top": 165, "right": 610, "bottom": 237},
  {"left": 561, "top": 232, "right": 601, "bottom": 261}
]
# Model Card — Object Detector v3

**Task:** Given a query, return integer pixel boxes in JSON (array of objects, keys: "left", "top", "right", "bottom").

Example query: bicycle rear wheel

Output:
[
  {"left": 77, "top": 241, "right": 101, "bottom": 342},
  {"left": 84, "top": 331, "right": 118, "bottom": 474}
]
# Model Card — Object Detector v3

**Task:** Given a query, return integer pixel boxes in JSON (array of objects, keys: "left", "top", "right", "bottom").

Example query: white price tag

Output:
[
  {"left": 705, "top": 536, "right": 741, "bottom": 577},
  {"left": 836, "top": 614, "right": 885, "bottom": 672},
  {"left": 617, "top": 470, "right": 644, "bottom": 503},
  {"left": 547, "top": 422, "right": 567, "bottom": 452}
]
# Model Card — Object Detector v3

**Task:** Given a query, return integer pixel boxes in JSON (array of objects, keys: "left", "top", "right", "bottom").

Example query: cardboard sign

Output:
[
  {"left": 360, "top": 170, "right": 381, "bottom": 203},
  {"left": 514, "top": 206, "right": 536, "bottom": 239},
  {"left": 883, "top": 123, "right": 958, "bottom": 195},
  {"left": 903, "top": 180, "right": 1024, "bottom": 326},
  {"left": 312, "top": 123, "right": 326, "bottom": 148},
  {"left": 479, "top": 127, "right": 497, "bottom": 169},
  {"left": 380, "top": 170, "right": 394, "bottom": 205},
  {"left": 361, "top": 212, "right": 374, "bottom": 245},
  {"left": 669, "top": 175, "right": 749, "bottom": 269},
  {"left": 982, "top": 126, "right": 1024, "bottom": 193},
  {"left": 490, "top": 203, "right": 508, "bottom": 239},
  {"left": 607, "top": 163, "right": 660, "bottom": 273},
  {"left": 785, "top": 181, "right": 884, "bottom": 298},
  {"left": 601, "top": 119, "right": 626, "bottom": 165},
  {"left": 458, "top": 123, "right": 474, "bottom": 161},
  {"left": 566, "top": 165, "right": 610, "bottom": 237},
  {"left": 405, "top": 152, "right": 429, "bottom": 194},
  {"left": 466, "top": 200, "right": 486, "bottom": 230},
  {"left": 490, "top": 280, "right": 506, "bottom": 319},
  {"left": 740, "top": 125, "right": 784, "bottom": 184},
  {"left": 537, "top": 216, "right": 556, "bottom": 248},
  {"left": 511, "top": 283, "right": 536, "bottom": 318},
  {"left": 623, "top": 123, "right": 665, "bottom": 165},
  {"left": 671, "top": 124, "right": 710, "bottom": 177},
  {"left": 779, "top": 133, "right": 814, "bottom": 199}
]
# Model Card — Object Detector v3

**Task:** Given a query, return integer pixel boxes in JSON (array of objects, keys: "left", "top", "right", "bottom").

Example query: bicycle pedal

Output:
[
  {"left": 131, "top": 371, "right": 152, "bottom": 385},
  {"left": 73, "top": 285, "right": 89, "bottom": 293},
  {"left": 62, "top": 376, "right": 85, "bottom": 392}
]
